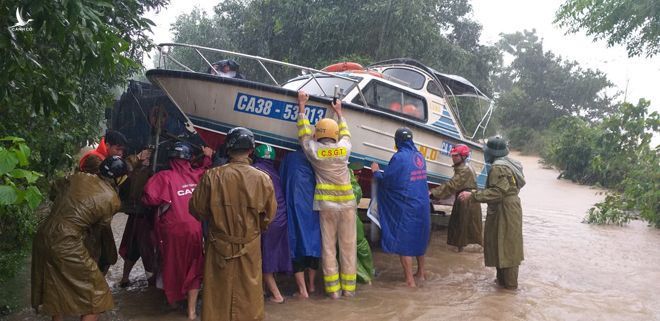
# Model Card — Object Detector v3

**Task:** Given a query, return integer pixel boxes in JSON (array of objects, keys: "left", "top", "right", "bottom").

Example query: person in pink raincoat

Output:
[{"left": 142, "top": 142, "right": 212, "bottom": 320}]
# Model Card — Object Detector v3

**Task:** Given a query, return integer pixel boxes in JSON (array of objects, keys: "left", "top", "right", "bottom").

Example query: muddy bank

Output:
[{"left": 4, "top": 153, "right": 660, "bottom": 321}]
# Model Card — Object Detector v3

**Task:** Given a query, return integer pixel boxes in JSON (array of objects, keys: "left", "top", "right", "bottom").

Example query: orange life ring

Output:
[
  {"left": 321, "top": 62, "right": 364, "bottom": 72},
  {"left": 347, "top": 69, "right": 384, "bottom": 78}
]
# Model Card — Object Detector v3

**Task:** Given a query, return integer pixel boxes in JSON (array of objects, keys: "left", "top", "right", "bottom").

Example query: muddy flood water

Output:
[{"left": 4, "top": 153, "right": 660, "bottom": 321}]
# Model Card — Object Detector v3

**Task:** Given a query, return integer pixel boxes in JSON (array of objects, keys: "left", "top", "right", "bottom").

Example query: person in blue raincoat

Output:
[
  {"left": 280, "top": 149, "right": 321, "bottom": 298},
  {"left": 371, "top": 127, "right": 430, "bottom": 287}
]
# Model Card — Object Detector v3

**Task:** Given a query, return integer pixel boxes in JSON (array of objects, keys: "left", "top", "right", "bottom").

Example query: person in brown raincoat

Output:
[
  {"left": 459, "top": 136, "right": 525, "bottom": 290},
  {"left": 118, "top": 151, "right": 156, "bottom": 287},
  {"left": 78, "top": 130, "right": 128, "bottom": 274},
  {"left": 430, "top": 144, "right": 483, "bottom": 252},
  {"left": 32, "top": 156, "right": 128, "bottom": 321},
  {"left": 189, "top": 127, "right": 277, "bottom": 321}
]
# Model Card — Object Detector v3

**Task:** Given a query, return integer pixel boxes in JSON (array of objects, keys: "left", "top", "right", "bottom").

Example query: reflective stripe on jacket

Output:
[{"left": 297, "top": 113, "right": 356, "bottom": 211}]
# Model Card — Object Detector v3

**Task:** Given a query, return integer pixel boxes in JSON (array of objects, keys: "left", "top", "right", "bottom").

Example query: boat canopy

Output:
[{"left": 368, "top": 58, "right": 490, "bottom": 101}]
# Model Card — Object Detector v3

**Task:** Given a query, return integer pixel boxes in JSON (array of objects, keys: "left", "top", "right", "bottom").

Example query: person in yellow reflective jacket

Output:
[{"left": 296, "top": 90, "right": 357, "bottom": 299}]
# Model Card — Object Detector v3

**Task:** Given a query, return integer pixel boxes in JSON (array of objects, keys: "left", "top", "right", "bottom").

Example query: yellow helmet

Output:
[{"left": 314, "top": 118, "right": 339, "bottom": 141}]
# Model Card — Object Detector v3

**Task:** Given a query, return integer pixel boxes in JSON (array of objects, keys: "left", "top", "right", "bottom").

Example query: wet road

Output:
[{"left": 5, "top": 153, "right": 660, "bottom": 320}]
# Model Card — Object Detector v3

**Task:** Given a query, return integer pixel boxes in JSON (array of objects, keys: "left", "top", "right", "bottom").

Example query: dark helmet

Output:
[
  {"left": 99, "top": 156, "right": 128, "bottom": 179},
  {"left": 225, "top": 127, "right": 255, "bottom": 152},
  {"left": 484, "top": 136, "right": 509, "bottom": 163},
  {"left": 168, "top": 142, "right": 193, "bottom": 160},
  {"left": 104, "top": 130, "right": 128, "bottom": 147},
  {"left": 394, "top": 127, "right": 413, "bottom": 146}
]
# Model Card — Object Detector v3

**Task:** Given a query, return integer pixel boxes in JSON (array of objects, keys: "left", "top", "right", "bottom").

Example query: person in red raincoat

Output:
[{"left": 142, "top": 142, "right": 212, "bottom": 320}]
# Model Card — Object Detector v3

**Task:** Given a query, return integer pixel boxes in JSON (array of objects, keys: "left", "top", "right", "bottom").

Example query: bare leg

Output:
[
  {"left": 120, "top": 259, "right": 137, "bottom": 286},
  {"left": 414, "top": 256, "right": 426, "bottom": 280},
  {"left": 264, "top": 273, "right": 284, "bottom": 303},
  {"left": 187, "top": 288, "right": 199, "bottom": 319},
  {"left": 52, "top": 315, "right": 63, "bottom": 321},
  {"left": 294, "top": 272, "right": 309, "bottom": 298},
  {"left": 399, "top": 256, "right": 416, "bottom": 287},
  {"left": 80, "top": 314, "right": 99, "bottom": 321},
  {"left": 307, "top": 268, "right": 317, "bottom": 293}
]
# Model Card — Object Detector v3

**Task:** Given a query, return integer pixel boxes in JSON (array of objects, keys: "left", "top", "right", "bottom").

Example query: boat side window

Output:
[
  {"left": 354, "top": 81, "right": 427, "bottom": 121},
  {"left": 282, "top": 76, "right": 357, "bottom": 97},
  {"left": 427, "top": 80, "right": 444, "bottom": 97},
  {"left": 382, "top": 68, "right": 426, "bottom": 89}
]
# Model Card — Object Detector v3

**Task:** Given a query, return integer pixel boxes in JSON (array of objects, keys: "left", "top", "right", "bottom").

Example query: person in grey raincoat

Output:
[{"left": 459, "top": 136, "right": 525, "bottom": 289}]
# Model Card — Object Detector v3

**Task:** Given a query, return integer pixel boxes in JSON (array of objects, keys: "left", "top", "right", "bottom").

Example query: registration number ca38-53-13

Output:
[{"left": 233, "top": 92, "right": 327, "bottom": 125}]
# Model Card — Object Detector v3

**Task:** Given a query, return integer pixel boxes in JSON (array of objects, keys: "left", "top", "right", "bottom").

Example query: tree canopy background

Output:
[{"left": 555, "top": 0, "right": 659, "bottom": 58}]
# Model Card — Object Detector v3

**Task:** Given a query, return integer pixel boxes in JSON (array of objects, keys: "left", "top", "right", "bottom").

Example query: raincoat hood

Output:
[
  {"left": 493, "top": 156, "right": 526, "bottom": 189},
  {"left": 96, "top": 137, "right": 109, "bottom": 157},
  {"left": 79, "top": 137, "right": 109, "bottom": 172},
  {"left": 169, "top": 158, "right": 192, "bottom": 173},
  {"left": 396, "top": 139, "right": 416, "bottom": 151}
]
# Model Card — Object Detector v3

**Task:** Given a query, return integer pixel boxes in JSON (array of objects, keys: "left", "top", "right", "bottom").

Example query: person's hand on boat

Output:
[
  {"left": 202, "top": 146, "right": 214, "bottom": 158},
  {"left": 297, "top": 90, "right": 309, "bottom": 114},
  {"left": 137, "top": 148, "right": 152, "bottom": 166},
  {"left": 458, "top": 191, "right": 472, "bottom": 202},
  {"left": 331, "top": 97, "right": 343, "bottom": 117},
  {"left": 370, "top": 162, "right": 380, "bottom": 173}
]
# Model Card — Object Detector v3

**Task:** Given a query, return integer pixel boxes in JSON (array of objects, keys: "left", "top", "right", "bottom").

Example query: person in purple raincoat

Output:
[{"left": 253, "top": 144, "right": 292, "bottom": 303}]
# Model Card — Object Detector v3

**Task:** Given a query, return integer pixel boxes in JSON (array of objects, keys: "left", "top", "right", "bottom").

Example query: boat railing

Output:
[
  {"left": 155, "top": 42, "right": 492, "bottom": 142},
  {"left": 156, "top": 43, "right": 370, "bottom": 107}
]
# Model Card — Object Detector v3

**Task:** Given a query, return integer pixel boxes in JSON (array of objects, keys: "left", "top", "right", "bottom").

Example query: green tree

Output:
[
  {"left": 495, "top": 30, "right": 616, "bottom": 152},
  {"left": 544, "top": 100, "right": 660, "bottom": 226},
  {"left": 0, "top": 0, "right": 168, "bottom": 285},
  {"left": 555, "top": 0, "right": 660, "bottom": 57},
  {"left": 1, "top": 0, "right": 168, "bottom": 176},
  {"left": 0, "top": 137, "right": 43, "bottom": 283}
]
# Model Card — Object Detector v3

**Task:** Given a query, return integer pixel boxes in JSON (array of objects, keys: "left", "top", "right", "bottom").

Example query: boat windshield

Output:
[
  {"left": 382, "top": 68, "right": 426, "bottom": 89},
  {"left": 283, "top": 76, "right": 358, "bottom": 97}
]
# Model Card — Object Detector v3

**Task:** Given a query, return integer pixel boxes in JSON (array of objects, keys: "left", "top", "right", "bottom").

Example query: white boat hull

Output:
[{"left": 146, "top": 70, "right": 488, "bottom": 187}]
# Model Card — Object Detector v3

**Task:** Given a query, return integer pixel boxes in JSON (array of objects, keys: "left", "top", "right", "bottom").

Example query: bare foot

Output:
[
  {"left": 414, "top": 272, "right": 426, "bottom": 280},
  {"left": 187, "top": 312, "right": 197, "bottom": 320},
  {"left": 293, "top": 291, "right": 309, "bottom": 299},
  {"left": 328, "top": 292, "right": 340, "bottom": 299},
  {"left": 405, "top": 280, "right": 417, "bottom": 288},
  {"left": 268, "top": 297, "right": 286, "bottom": 304},
  {"left": 342, "top": 291, "right": 355, "bottom": 298}
]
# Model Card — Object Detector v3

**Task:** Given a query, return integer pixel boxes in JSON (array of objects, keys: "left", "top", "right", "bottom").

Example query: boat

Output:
[{"left": 144, "top": 43, "right": 493, "bottom": 193}]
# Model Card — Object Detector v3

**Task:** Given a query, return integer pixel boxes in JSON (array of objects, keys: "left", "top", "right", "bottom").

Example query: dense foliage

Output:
[
  {"left": 555, "top": 0, "right": 659, "bottom": 57},
  {"left": 0, "top": 0, "right": 167, "bottom": 286},
  {"left": 0, "top": 137, "right": 43, "bottom": 283},
  {"left": 494, "top": 30, "right": 616, "bottom": 153},
  {"left": 543, "top": 100, "right": 660, "bottom": 226}
]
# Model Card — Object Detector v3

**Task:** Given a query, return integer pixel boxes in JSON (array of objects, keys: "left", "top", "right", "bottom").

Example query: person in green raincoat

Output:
[
  {"left": 32, "top": 156, "right": 128, "bottom": 321},
  {"left": 349, "top": 167, "right": 375, "bottom": 284},
  {"left": 430, "top": 144, "right": 483, "bottom": 252},
  {"left": 459, "top": 136, "right": 525, "bottom": 290}
]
